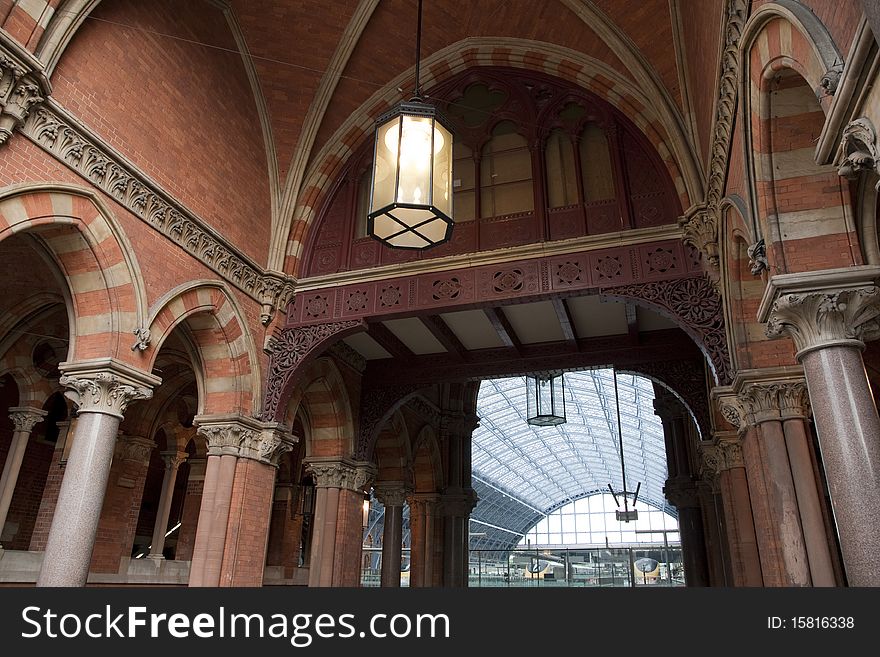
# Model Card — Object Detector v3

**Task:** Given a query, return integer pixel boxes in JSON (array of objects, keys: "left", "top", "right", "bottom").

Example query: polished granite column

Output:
[
  {"left": 760, "top": 267, "right": 880, "bottom": 585},
  {"left": 375, "top": 482, "right": 408, "bottom": 587},
  {"left": 0, "top": 407, "right": 47, "bottom": 547},
  {"left": 37, "top": 362, "right": 157, "bottom": 587}
]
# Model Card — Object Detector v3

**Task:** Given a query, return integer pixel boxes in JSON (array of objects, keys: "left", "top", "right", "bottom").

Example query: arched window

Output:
[
  {"left": 354, "top": 169, "right": 372, "bottom": 238},
  {"left": 452, "top": 142, "right": 476, "bottom": 222},
  {"left": 579, "top": 123, "right": 615, "bottom": 202},
  {"left": 545, "top": 128, "right": 578, "bottom": 208},
  {"left": 480, "top": 121, "right": 533, "bottom": 218}
]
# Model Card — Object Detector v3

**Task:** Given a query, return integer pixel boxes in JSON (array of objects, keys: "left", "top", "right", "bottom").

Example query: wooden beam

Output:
[
  {"left": 483, "top": 307, "right": 522, "bottom": 355},
  {"left": 421, "top": 315, "right": 467, "bottom": 361},
  {"left": 364, "top": 328, "right": 700, "bottom": 386},
  {"left": 552, "top": 298, "right": 578, "bottom": 349},
  {"left": 366, "top": 321, "right": 414, "bottom": 360}
]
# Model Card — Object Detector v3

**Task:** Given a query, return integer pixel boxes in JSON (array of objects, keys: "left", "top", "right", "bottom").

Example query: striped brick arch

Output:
[
  {"left": 0, "top": 186, "right": 146, "bottom": 366},
  {"left": 412, "top": 425, "right": 443, "bottom": 494},
  {"left": 741, "top": 6, "right": 855, "bottom": 275},
  {"left": 372, "top": 410, "right": 411, "bottom": 486},
  {"left": 283, "top": 39, "right": 698, "bottom": 276},
  {"left": 145, "top": 282, "right": 258, "bottom": 417},
  {"left": 284, "top": 357, "right": 355, "bottom": 459}
]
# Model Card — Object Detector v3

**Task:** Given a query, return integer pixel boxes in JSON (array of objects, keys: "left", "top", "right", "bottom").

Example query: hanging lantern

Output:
[
  {"left": 526, "top": 372, "right": 566, "bottom": 426},
  {"left": 367, "top": 0, "right": 454, "bottom": 249}
]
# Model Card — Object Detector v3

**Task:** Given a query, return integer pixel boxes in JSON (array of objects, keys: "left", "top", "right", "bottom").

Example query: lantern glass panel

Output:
[{"left": 526, "top": 374, "right": 566, "bottom": 426}]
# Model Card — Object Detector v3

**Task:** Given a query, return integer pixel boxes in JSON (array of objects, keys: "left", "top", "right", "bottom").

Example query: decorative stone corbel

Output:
[
  {"left": 257, "top": 272, "right": 296, "bottom": 325},
  {"left": 819, "top": 58, "right": 845, "bottom": 97},
  {"left": 836, "top": 117, "right": 879, "bottom": 179},
  {"left": 746, "top": 238, "right": 768, "bottom": 276},
  {"left": 678, "top": 204, "right": 719, "bottom": 272},
  {"left": 131, "top": 327, "right": 151, "bottom": 352},
  {"left": 0, "top": 39, "right": 50, "bottom": 147}
]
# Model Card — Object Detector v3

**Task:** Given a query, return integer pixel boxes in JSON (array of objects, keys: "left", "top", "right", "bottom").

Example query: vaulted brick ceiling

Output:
[{"left": 229, "top": 0, "right": 722, "bottom": 192}]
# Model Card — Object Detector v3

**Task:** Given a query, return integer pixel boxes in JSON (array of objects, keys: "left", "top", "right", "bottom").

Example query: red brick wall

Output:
[
  {"left": 219, "top": 458, "right": 275, "bottom": 586},
  {"left": 48, "top": 0, "right": 271, "bottom": 265},
  {"left": 175, "top": 473, "right": 203, "bottom": 562},
  {"left": 333, "top": 487, "right": 365, "bottom": 586},
  {"left": 0, "top": 138, "right": 269, "bottom": 388},
  {"left": 681, "top": 0, "right": 724, "bottom": 170},
  {"left": 312, "top": 0, "right": 633, "bottom": 161},
  {"left": 89, "top": 449, "right": 151, "bottom": 573}
]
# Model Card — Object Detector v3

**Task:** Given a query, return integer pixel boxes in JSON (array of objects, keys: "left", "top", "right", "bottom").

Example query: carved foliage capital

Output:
[
  {"left": 8, "top": 406, "right": 47, "bottom": 433},
  {"left": 765, "top": 286, "right": 880, "bottom": 355},
  {"left": 663, "top": 477, "right": 700, "bottom": 508},
  {"left": 1, "top": 44, "right": 45, "bottom": 145},
  {"left": 161, "top": 450, "right": 189, "bottom": 471},
  {"left": 374, "top": 482, "right": 411, "bottom": 507},
  {"left": 116, "top": 435, "right": 156, "bottom": 463},
  {"left": 305, "top": 459, "right": 376, "bottom": 492},
  {"left": 197, "top": 422, "right": 256, "bottom": 457},
  {"left": 61, "top": 372, "right": 153, "bottom": 418},
  {"left": 678, "top": 206, "right": 718, "bottom": 270},
  {"left": 718, "top": 380, "right": 810, "bottom": 430}
]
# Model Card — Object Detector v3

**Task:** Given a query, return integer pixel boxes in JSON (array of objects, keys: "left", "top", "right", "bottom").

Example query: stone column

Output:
[
  {"left": 718, "top": 380, "right": 812, "bottom": 586},
  {"left": 759, "top": 267, "right": 880, "bottom": 585},
  {"left": 148, "top": 451, "right": 188, "bottom": 559},
  {"left": 304, "top": 457, "right": 375, "bottom": 587},
  {"left": 0, "top": 407, "right": 47, "bottom": 548},
  {"left": 375, "top": 482, "right": 409, "bottom": 587},
  {"left": 440, "top": 488, "right": 477, "bottom": 588},
  {"left": 36, "top": 362, "right": 157, "bottom": 587},
  {"left": 695, "top": 481, "right": 728, "bottom": 586},
  {"left": 664, "top": 477, "right": 710, "bottom": 587},
  {"left": 701, "top": 435, "right": 763, "bottom": 586},
  {"left": 187, "top": 417, "right": 293, "bottom": 587}
]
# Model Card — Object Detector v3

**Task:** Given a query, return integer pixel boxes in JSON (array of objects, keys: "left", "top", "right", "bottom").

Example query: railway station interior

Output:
[{"left": 1, "top": 0, "right": 880, "bottom": 587}]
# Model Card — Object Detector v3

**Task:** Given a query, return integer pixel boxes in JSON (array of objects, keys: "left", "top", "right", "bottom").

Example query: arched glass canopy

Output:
[{"left": 469, "top": 369, "right": 673, "bottom": 551}]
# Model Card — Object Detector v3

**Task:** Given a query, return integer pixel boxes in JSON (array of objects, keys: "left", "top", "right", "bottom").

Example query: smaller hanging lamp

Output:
[
  {"left": 367, "top": 0, "right": 454, "bottom": 249},
  {"left": 526, "top": 371, "right": 566, "bottom": 426}
]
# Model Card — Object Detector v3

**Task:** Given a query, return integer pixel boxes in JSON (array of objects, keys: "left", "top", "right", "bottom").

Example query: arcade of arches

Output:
[{"left": 1, "top": 0, "right": 880, "bottom": 587}]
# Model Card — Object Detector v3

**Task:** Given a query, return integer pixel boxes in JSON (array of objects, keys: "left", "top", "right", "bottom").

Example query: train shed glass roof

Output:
[{"left": 469, "top": 369, "right": 672, "bottom": 551}]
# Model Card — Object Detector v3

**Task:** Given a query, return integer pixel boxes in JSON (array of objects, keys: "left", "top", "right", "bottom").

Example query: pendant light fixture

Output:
[
  {"left": 608, "top": 369, "right": 640, "bottom": 522},
  {"left": 526, "top": 371, "right": 566, "bottom": 426},
  {"left": 367, "top": 0, "right": 454, "bottom": 249}
]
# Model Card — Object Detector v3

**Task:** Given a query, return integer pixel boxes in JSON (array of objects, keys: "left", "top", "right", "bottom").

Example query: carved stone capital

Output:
[
  {"left": 374, "top": 482, "right": 411, "bottom": 507},
  {"left": 161, "top": 450, "right": 188, "bottom": 471},
  {"left": 1, "top": 38, "right": 49, "bottom": 145},
  {"left": 59, "top": 360, "right": 158, "bottom": 419},
  {"left": 836, "top": 117, "right": 878, "bottom": 179},
  {"left": 440, "top": 487, "right": 479, "bottom": 517},
  {"left": 678, "top": 205, "right": 718, "bottom": 270},
  {"left": 8, "top": 406, "right": 47, "bottom": 433},
  {"left": 652, "top": 394, "right": 685, "bottom": 422},
  {"left": 715, "top": 436, "right": 744, "bottom": 470},
  {"left": 257, "top": 272, "right": 296, "bottom": 325},
  {"left": 407, "top": 492, "right": 441, "bottom": 515},
  {"left": 304, "top": 457, "right": 376, "bottom": 492},
  {"left": 116, "top": 435, "right": 156, "bottom": 463},
  {"left": 663, "top": 477, "right": 700, "bottom": 509},
  {"left": 197, "top": 421, "right": 256, "bottom": 457},
  {"left": 441, "top": 411, "right": 480, "bottom": 436},
  {"left": 244, "top": 423, "right": 298, "bottom": 467},
  {"left": 714, "top": 371, "right": 811, "bottom": 430},
  {"left": 759, "top": 268, "right": 880, "bottom": 358}
]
